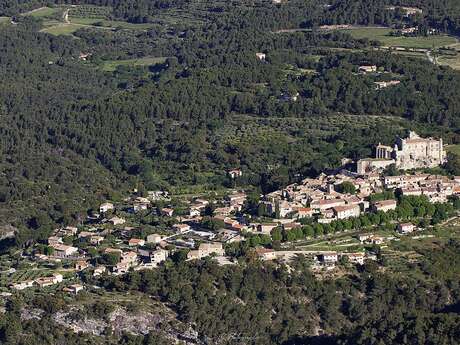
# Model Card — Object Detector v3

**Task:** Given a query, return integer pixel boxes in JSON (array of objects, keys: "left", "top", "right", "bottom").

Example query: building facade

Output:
[{"left": 358, "top": 131, "right": 445, "bottom": 174}]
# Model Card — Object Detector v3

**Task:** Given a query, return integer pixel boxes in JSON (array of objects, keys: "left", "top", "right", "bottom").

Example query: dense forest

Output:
[{"left": 1, "top": 239, "right": 460, "bottom": 344}]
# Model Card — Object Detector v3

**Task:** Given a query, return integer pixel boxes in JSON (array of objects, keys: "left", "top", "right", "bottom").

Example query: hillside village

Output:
[{"left": 4, "top": 131, "right": 460, "bottom": 293}]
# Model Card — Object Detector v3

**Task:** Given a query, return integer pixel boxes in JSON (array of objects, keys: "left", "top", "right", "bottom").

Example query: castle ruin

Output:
[{"left": 357, "top": 131, "right": 446, "bottom": 174}]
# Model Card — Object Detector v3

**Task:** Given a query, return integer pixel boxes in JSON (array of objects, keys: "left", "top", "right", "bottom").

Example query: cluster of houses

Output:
[
  {"left": 253, "top": 248, "right": 371, "bottom": 269},
  {"left": 385, "top": 6, "right": 423, "bottom": 17},
  {"left": 262, "top": 172, "right": 385, "bottom": 224},
  {"left": 8, "top": 189, "right": 253, "bottom": 291},
  {"left": 10, "top": 273, "right": 64, "bottom": 290},
  {"left": 374, "top": 80, "right": 401, "bottom": 90},
  {"left": 187, "top": 242, "right": 225, "bottom": 260},
  {"left": 10, "top": 273, "right": 83, "bottom": 295},
  {"left": 356, "top": 65, "right": 402, "bottom": 90},
  {"left": 8, "top": 135, "right": 457, "bottom": 290},
  {"left": 385, "top": 174, "right": 460, "bottom": 203},
  {"left": 358, "top": 65, "right": 378, "bottom": 74},
  {"left": 259, "top": 169, "right": 460, "bottom": 226}
]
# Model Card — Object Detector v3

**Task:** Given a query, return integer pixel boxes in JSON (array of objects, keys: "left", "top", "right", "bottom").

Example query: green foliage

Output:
[
  {"left": 101, "top": 252, "right": 121, "bottom": 266},
  {"left": 383, "top": 163, "right": 400, "bottom": 176},
  {"left": 271, "top": 227, "right": 282, "bottom": 242},
  {"left": 201, "top": 216, "right": 224, "bottom": 231},
  {"left": 94, "top": 240, "right": 460, "bottom": 344},
  {"left": 336, "top": 181, "right": 356, "bottom": 194},
  {"left": 444, "top": 152, "right": 460, "bottom": 175},
  {"left": 368, "top": 190, "right": 395, "bottom": 202}
]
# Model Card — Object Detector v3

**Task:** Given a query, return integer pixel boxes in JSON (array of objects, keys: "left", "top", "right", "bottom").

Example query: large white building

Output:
[
  {"left": 357, "top": 131, "right": 445, "bottom": 174},
  {"left": 333, "top": 205, "right": 361, "bottom": 220}
]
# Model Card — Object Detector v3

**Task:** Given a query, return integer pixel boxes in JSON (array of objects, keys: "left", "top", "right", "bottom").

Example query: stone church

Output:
[{"left": 357, "top": 131, "right": 446, "bottom": 174}]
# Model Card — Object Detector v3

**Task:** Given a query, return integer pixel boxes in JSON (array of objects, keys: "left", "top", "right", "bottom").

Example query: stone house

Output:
[
  {"left": 372, "top": 199, "right": 397, "bottom": 213},
  {"left": 398, "top": 223, "right": 415, "bottom": 234},
  {"left": 99, "top": 202, "right": 114, "bottom": 213},
  {"left": 333, "top": 205, "right": 361, "bottom": 220}
]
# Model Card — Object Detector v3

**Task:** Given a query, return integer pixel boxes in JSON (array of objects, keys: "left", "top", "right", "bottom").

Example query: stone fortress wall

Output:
[{"left": 357, "top": 131, "right": 446, "bottom": 174}]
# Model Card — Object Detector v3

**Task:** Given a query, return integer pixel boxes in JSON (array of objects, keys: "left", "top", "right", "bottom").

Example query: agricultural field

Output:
[
  {"left": 299, "top": 237, "right": 364, "bottom": 252},
  {"left": 22, "top": 6, "right": 61, "bottom": 18},
  {"left": 25, "top": 2, "right": 211, "bottom": 36},
  {"left": 390, "top": 50, "right": 427, "bottom": 59},
  {"left": 41, "top": 23, "right": 87, "bottom": 36},
  {"left": 43, "top": 15, "right": 157, "bottom": 35},
  {"left": 24, "top": 4, "right": 155, "bottom": 35},
  {"left": 41, "top": 20, "right": 153, "bottom": 36},
  {"left": 68, "top": 5, "right": 112, "bottom": 19},
  {"left": 383, "top": 46, "right": 460, "bottom": 71},
  {"left": 69, "top": 17, "right": 156, "bottom": 30},
  {"left": 0, "top": 268, "right": 50, "bottom": 287},
  {"left": 218, "top": 114, "right": 410, "bottom": 144},
  {"left": 101, "top": 57, "right": 169, "bottom": 72},
  {"left": 342, "top": 27, "right": 458, "bottom": 49},
  {"left": 67, "top": 5, "right": 157, "bottom": 29},
  {"left": 438, "top": 54, "right": 460, "bottom": 70},
  {"left": 437, "top": 44, "right": 460, "bottom": 70}
]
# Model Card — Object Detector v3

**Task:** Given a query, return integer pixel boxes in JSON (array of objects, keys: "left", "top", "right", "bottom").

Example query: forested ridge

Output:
[
  {"left": 1, "top": 240, "right": 460, "bottom": 344},
  {"left": 1, "top": 0, "right": 460, "bottom": 33}
]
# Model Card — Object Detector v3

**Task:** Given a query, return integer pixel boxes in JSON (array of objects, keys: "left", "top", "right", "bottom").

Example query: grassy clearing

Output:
[
  {"left": 40, "top": 4, "right": 155, "bottom": 36},
  {"left": 41, "top": 23, "right": 87, "bottom": 36},
  {"left": 101, "top": 57, "right": 168, "bottom": 71},
  {"left": 0, "top": 17, "right": 10, "bottom": 24},
  {"left": 343, "top": 27, "right": 457, "bottom": 49},
  {"left": 67, "top": 17, "right": 102, "bottom": 25},
  {"left": 38, "top": 2, "right": 204, "bottom": 35},
  {"left": 446, "top": 144, "right": 460, "bottom": 155},
  {"left": 42, "top": 19, "right": 152, "bottom": 36},
  {"left": 390, "top": 50, "right": 428, "bottom": 61},
  {"left": 23, "top": 7, "right": 61, "bottom": 18},
  {"left": 438, "top": 52, "right": 460, "bottom": 70}
]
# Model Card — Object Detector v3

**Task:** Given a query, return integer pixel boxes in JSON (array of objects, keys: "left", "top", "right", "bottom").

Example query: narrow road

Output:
[
  {"left": 426, "top": 50, "right": 437, "bottom": 64},
  {"left": 63, "top": 8, "right": 70, "bottom": 24}
]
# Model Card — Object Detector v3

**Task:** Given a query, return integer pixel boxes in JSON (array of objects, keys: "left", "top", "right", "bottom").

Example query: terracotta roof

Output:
[
  {"left": 334, "top": 205, "right": 359, "bottom": 212},
  {"left": 375, "top": 199, "right": 397, "bottom": 206}
]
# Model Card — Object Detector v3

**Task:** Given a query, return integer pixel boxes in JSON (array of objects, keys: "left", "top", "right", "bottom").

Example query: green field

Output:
[
  {"left": 101, "top": 57, "right": 169, "bottom": 71},
  {"left": 34, "top": 3, "right": 204, "bottom": 36},
  {"left": 438, "top": 55, "right": 460, "bottom": 70},
  {"left": 23, "top": 7, "right": 61, "bottom": 18},
  {"left": 0, "top": 17, "right": 10, "bottom": 24},
  {"left": 391, "top": 50, "right": 427, "bottom": 58},
  {"left": 342, "top": 27, "right": 458, "bottom": 49},
  {"left": 42, "top": 17, "right": 157, "bottom": 36},
  {"left": 437, "top": 43, "right": 460, "bottom": 70},
  {"left": 41, "top": 23, "right": 87, "bottom": 36}
]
